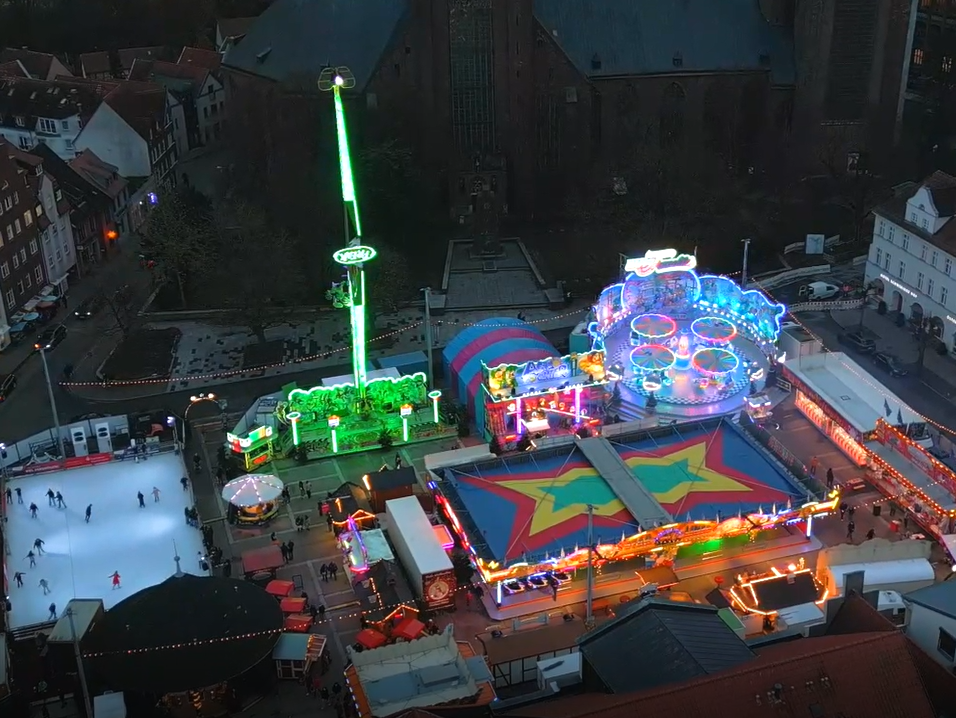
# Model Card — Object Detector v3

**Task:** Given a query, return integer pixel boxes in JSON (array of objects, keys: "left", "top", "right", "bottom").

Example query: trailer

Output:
[{"left": 385, "top": 496, "right": 456, "bottom": 609}]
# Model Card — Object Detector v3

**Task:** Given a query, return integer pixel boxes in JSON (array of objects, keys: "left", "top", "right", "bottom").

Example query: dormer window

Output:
[{"left": 910, "top": 211, "right": 918, "bottom": 223}]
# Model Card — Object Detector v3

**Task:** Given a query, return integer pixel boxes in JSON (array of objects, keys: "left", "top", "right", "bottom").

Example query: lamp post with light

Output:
[{"left": 181, "top": 393, "right": 219, "bottom": 448}]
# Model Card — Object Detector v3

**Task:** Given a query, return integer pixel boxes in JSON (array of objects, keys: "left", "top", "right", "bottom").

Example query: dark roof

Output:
[
  {"left": 506, "top": 632, "right": 950, "bottom": 718},
  {"left": 84, "top": 574, "right": 283, "bottom": 693},
  {"left": 218, "top": 16, "right": 258, "bottom": 42},
  {"left": 178, "top": 47, "right": 221, "bottom": 71},
  {"left": 926, "top": 172, "right": 956, "bottom": 216},
  {"left": 578, "top": 599, "right": 755, "bottom": 693},
  {"left": 874, "top": 171, "right": 956, "bottom": 256},
  {"left": 906, "top": 579, "right": 956, "bottom": 620},
  {"left": 118, "top": 47, "right": 167, "bottom": 72},
  {"left": 79, "top": 51, "right": 111, "bottom": 77},
  {"left": 222, "top": 0, "right": 407, "bottom": 90},
  {"left": 0, "top": 78, "right": 100, "bottom": 128},
  {"left": 0, "top": 48, "right": 56, "bottom": 79},
  {"left": 102, "top": 81, "right": 168, "bottom": 142},
  {"left": 29, "top": 142, "right": 111, "bottom": 212},
  {"left": 748, "top": 572, "right": 821, "bottom": 612},
  {"left": 366, "top": 466, "right": 417, "bottom": 492},
  {"left": 533, "top": 0, "right": 795, "bottom": 85},
  {"left": 0, "top": 60, "right": 27, "bottom": 78},
  {"left": 824, "top": 592, "right": 898, "bottom": 635}
]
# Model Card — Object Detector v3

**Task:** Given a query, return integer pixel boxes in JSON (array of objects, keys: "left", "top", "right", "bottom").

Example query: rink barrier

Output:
[{"left": 13, "top": 452, "right": 113, "bottom": 476}]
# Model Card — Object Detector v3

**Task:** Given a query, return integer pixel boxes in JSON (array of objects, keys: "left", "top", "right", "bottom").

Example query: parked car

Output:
[
  {"left": 838, "top": 331, "right": 876, "bottom": 353},
  {"left": 73, "top": 294, "right": 105, "bottom": 320},
  {"left": 34, "top": 324, "right": 67, "bottom": 351},
  {"left": 0, "top": 373, "right": 16, "bottom": 401},
  {"left": 873, "top": 351, "right": 908, "bottom": 377},
  {"left": 798, "top": 281, "right": 841, "bottom": 301}
]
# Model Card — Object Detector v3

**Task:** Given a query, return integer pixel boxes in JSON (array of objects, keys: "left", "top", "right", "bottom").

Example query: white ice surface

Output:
[{"left": 4, "top": 452, "right": 205, "bottom": 629}]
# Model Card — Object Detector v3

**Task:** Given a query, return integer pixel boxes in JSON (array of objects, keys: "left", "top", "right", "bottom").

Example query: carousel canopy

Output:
[
  {"left": 84, "top": 574, "right": 283, "bottom": 693},
  {"left": 222, "top": 473, "right": 284, "bottom": 507}
]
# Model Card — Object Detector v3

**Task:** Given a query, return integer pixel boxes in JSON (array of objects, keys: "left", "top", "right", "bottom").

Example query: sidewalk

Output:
[
  {"left": 0, "top": 235, "right": 146, "bottom": 375},
  {"left": 830, "top": 306, "right": 956, "bottom": 398}
]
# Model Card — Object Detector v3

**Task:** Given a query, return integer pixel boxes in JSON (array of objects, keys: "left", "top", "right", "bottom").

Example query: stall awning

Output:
[
  {"left": 393, "top": 617, "right": 424, "bottom": 641},
  {"left": 355, "top": 628, "right": 387, "bottom": 650}
]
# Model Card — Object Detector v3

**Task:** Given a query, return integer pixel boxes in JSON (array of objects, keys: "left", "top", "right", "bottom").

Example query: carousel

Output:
[{"left": 222, "top": 474, "right": 283, "bottom": 526}]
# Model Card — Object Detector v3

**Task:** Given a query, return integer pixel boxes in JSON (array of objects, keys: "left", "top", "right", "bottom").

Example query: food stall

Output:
[
  {"left": 273, "top": 633, "right": 330, "bottom": 680},
  {"left": 338, "top": 517, "right": 395, "bottom": 576},
  {"left": 226, "top": 424, "right": 275, "bottom": 471},
  {"left": 222, "top": 474, "right": 283, "bottom": 526},
  {"left": 241, "top": 545, "right": 285, "bottom": 580}
]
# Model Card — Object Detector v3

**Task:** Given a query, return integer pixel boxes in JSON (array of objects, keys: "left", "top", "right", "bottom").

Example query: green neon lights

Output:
[
  {"left": 334, "top": 245, "right": 377, "bottom": 265},
  {"left": 333, "top": 84, "right": 361, "bottom": 236}
]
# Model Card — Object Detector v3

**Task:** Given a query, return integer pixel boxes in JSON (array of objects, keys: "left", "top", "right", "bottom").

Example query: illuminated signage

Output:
[
  {"left": 517, "top": 357, "right": 572, "bottom": 386},
  {"left": 879, "top": 273, "right": 918, "bottom": 299},
  {"left": 624, "top": 248, "right": 697, "bottom": 277},
  {"left": 333, "top": 245, "right": 377, "bottom": 265},
  {"left": 226, "top": 425, "right": 273, "bottom": 449}
]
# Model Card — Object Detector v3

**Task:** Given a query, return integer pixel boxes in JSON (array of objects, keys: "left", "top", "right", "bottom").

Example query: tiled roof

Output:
[
  {"left": 222, "top": 0, "right": 407, "bottom": 90},
  {"left": 129, "top": 59, "right": 209, "bottom": 90},
  {"left": 178, "top": 47, "right": 221, "bottom": 71},
  {"left": 28, "top": 142, "right": 111, "bottom": 213},
  {"left": 533, "top": 0, "right": 795, "bottom": 85},
  {"left": 874, "top": 171, "right": 956, "bottom": 257},
  {"left": 0, "top": 78, "right": 101, "bottom": 129},
  {"left": 0, "top": 48, "right": 55, "bottom": 79},
  {"left": 217, "top": 16, "right": 258, "bottom": 40},
  {"left": 117, "top": 47, "right": 166, "bottom": 72},
  {"left": 69, "top": 149, "right": 127, "bottom": 199},
  {"left": 506, "top": 632, "right": 946, "bottom": 718},
  {"left": 824, "top": 592, "right": 899, "bottom": 635},
  {"left": 579, "top": 599, "right": 755, "bottom": 693},
  {"left": 79, "top": 51, "right": 111, "bottom": 77},
  {"left": 102, "top": 82, "right": 168, "bottom": 142},
  {"left": 0, "top": 60, "right": 27, "bottom": 78}
]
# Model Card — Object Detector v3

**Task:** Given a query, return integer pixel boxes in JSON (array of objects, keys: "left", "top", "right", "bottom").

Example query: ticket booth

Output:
[{"left": 226, "top": 425, "right": 274, "bottom": 470}]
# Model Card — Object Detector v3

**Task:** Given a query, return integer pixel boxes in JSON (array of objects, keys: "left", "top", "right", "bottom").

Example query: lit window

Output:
[
  {"left": 945, "top": 56, "right": 954, "bottom": 74},
  {"left": 23, "top": 210, "right": 32, "bottom": 227},
  {"left": 0, "top": 262, "right": 8, "bottom": 278},
  {"left": 13, "top": 218, "right": 21, "bottom": 234},
  {"left": 915, "top": 48, "right": 925, "bottom": 66},
  {"left": 29, "top": 239, "right": 38, "bottom": 254},
  {"left": 35, "top": 203, "right": 43, "bottom": 217}
]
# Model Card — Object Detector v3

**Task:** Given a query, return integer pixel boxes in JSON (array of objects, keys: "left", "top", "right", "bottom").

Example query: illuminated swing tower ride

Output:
[{"left": 320, "top": 67, "right": 376, "bottom": 398}]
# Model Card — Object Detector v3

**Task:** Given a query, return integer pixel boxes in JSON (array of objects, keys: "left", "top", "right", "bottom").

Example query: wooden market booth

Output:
[{"left": 272, "top": 633, "right": 330, "bottom": 680}]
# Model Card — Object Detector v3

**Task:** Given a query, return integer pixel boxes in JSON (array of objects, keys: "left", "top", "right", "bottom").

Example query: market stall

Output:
[
  {"left": 241, "top": 545, "right": 285, "bottom": 580},
  {"left": 223, "top": 474, "right": 283, "bottom": 526},
  {"left": 272, "top": 633, "right": 330, "bottom": 681}
]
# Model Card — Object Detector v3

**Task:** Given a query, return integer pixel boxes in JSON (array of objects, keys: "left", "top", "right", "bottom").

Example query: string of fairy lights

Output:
[{"left": 57, "top": 309, "right": 588, "bottom": 389}]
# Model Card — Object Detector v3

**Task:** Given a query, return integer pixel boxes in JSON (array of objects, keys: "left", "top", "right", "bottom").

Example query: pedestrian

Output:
[
  {"left": 847, "top": 520, "right": 856, "bottom": 540},
  {"left": 48, "top": 601, "right": 56, "bottom": 619},
  {"left": 26, "top": 550, "right": 36, "bottom": 567},
  {"left": 29, "top": 501, "right": 38, "bottom": 517},
  {"left": 318, "top": 604, "right": 326, "bottom": 620},
  {"left": 193, "top": 453, "right": 202, "bottom": 472},
  {"left": 839, "top": 501, "right": 847, "bottom": 520},
  {"left": 395, "top": 452, "right": 403, "bottom": 470},
  {"left": 4, "top": 486, "right": 10, "bottom": 503},
  {"left": 298, "top": 480, "right": 305, "bottom": 498},
  {"left": 34, "top": 538, "right": 45, "bottom": 554},
  {"left": 309, "top": 603, "right": 318, "bottom": 620},
  {"left": 865, "top": 528, "right": 875, "bottom": 540},
  {"left": 85, "top": 504, "right": 92, "bottom": 523},
  {"left": 216, "top": 466, "right": 225, "bottom": 486},
  {"left": 137, "top": 491, "right": 145, "bottom": 508},
  {"left": 110, "top": 571, "right": 121, "bottom": 589},
  {"left": 306, "top": 484, "right": 312, "bottom": 500},
  {"left": 15, "top": 486, "right": 22, "bottom": 503},
  {"left": 270, "top": 531, "right": 278, "bottom": 543},
  {"left": 320, "top": 563, "right": 328, "bottom": 581},
  {"left": 330, "top": 562, "right": 337, "bottom": 581},
  {"left": 320, "top": 687, "right": 330, "bottom": 708},
  {"left": 317, "top": 500, "right": 323, "bottom": 515},
  {"left": 304, "top": 515, "right": 311, "bottom": 530},
  {"left": 181, "top": 476, "right": 189, "bottom": 491},
  {"left": 14, "top": 571, "right": 24, "bottom": 587},
  {"left": 332, "top": 682, "right": 342, "bottom": 701},
  {"left": 198, "top": 552, "right": 209, "bottom": 572},
  {"left": 46, "top": 488, "right": 55, "bottom": 506},
  {"left": 55, "top": 491, "right": 64, "bottom": 508},
  {"left": 39, "top": 578, "right": 50, "bottom": 595},
  {"left": 825, "top": 467, "right": 834, "bottom": 489},
  {"left": 287, "top": 540, "right": 295, "bottom": 561},
  {"left": 327, "top": 513, "right": 334, "bottom": 532},
  {"left": 809, "top": 456, "right": 819, "bottom": 478},
  {"left": 152, "top": 486, "right": 161, "bottom": 502},
  {"left": 848, "top": 506, "right": 856, "bottom": 520},
  {"left": 464, "top": 589, "right": 471, "bottom": 609},
  {"left": 280, "top": 542, "right": 289, "bottom": 562}
]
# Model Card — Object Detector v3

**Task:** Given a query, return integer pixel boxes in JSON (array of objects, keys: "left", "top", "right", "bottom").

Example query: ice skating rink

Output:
[{"left": 4, "top": 452, "right": 206, "bottom": 629}]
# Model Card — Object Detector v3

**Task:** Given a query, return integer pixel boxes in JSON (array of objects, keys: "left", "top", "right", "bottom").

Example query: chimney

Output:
[{"left": 844, "top": 570, "right": 866, "bottom": 597}]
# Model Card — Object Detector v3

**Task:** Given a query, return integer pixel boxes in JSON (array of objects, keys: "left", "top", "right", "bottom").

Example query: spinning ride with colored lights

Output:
[
  {"left": 222, "top": 474, "right": 284, "bottom": 525},
  {"left": 589, "top": 248, "right": 786, "bottom": 415}
]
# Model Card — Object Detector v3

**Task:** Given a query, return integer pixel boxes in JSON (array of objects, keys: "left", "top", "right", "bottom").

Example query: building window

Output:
[
  {"left": 903, "top": 235, "right": 910, "bottom": 251},
  {"left": 23, "top": 210, "right": 32, "bottom": 227},
  {"left": 910, "top": 211, "right": 918, "bottom": 222},
  {"left": 24, "top": 274, "right": 30, "bottom": 289},
  {"left": 918, "top": 272, "right": 925, "bottom": 291},
  {"left": 29, "top": 239, "right": 37, "bottom": 254},
  {"left": 19, "top": 248, "right": 26, "bottom": 263},
  {"left": 37, "top": 118, "right": 57, "bottom": 134},
  {"left": 884, "top": 253, "right": 892, "bottom": 270},
  {"left": 61, "top": 120, "right": 69, "bottom": 130},
  {"left": 888, "top": 225, "right": 896, "bottom": 242},
  {"left": 34, "top": 265, "right": 42, "bottom": 282},
  {"left": 928, "top": 278, "right": 935, "bottom": 297},
  {"left": 932, "top": 250, "right": 939, "bottom": 267},
  {"left": 0, "top": 262, "right": 8, "bottom": 278},
  {"left": 878, "top": 219, "right": 886, "bottom": 236},
  {"left": 899, "top": 260, "right": 906, "bottom": 279},
  {"left": 921, "top": 243, "right": 927, "bottom": 260},
  {"left": 875, "top": 247, "right": 883, "bottom": 266},
  {"left": 35, "top": 203, "right": 43, "bottom": 217},
  {"left": 3, "top": 224, "right": 10, "bottom": 242},
  {"left": 13, "top": 219, "right": 21, "bottom": 234},
  {"left": 922, "top": 218, "right": 929, "bottom": 230},
  {"left": 915, "top": 48, "right": 925, "bottom": 66},
  {"left": 942, "top": 286, "right": 949, "bottom": 307},
  {"left": 945, "top": 56, "right": 953, "bottom": 74},
  {"left": 4, "top": 290, "right": 13, "bottom": 308},
  {"left": 2, "top": 197, "right": 11, "bottom": 211},
  {"left": 946, "top": 257, "right": 953, "bottom": 276},
  {"left": 938, "top": 628, "right": 956, "bottom": 661},
  {"left": 54, "top": 189, "right": 62, "bottom": 202}
]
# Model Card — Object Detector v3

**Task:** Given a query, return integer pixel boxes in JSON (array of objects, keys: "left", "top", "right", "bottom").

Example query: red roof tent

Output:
[
  {"left": 242, "top": 545, "right": 284, "bottom": 574},
  {"left": 355, "top": 628, "right": 387, "bottom": 650},
  {"left": 393, "top": 618, "right": 425, "bottom": 642}
]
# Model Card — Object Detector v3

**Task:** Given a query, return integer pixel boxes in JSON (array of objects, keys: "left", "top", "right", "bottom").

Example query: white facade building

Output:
[
  {"left": 0, "top": 78, "right": 96, "bottom": 159},
  {"left": 34, "top": 167, "right": 76, "bottom": 292},
  {"left": 904, "top": 581, "right": 956, "bottom": 671},
  {"left": 196, "top": 73, "right": 225, "bottom": 145},
  {"left": 866, "top": 171, "right": 956, "bottom": 351}
]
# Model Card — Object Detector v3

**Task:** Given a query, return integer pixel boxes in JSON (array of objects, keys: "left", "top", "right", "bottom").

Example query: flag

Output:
[{"left": 884, "top": 398, "right": 891, "bottom": 417}]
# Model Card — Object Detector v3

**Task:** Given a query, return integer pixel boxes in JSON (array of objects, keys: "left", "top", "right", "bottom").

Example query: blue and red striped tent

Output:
[{"left": 442, "top": 318, "right": 558, "bottom": 415}]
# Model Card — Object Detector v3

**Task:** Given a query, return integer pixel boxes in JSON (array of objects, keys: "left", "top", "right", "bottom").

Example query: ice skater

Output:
[
  {"left": 109, "top": 571, "right": 121, "bottom": 589},
  {"left": 55, "top": 491, "right": 64, "bottom": 508},
  {"left": 26, "top": 550, "right": 36, "bottom": 567},
  {"left": 29, "top": 501, "right": 38, "bottom": 517},
  {"left": 152, "top": 486, "right": 161, "bottom": 502},
  {"left": 48, "top": 601, "right": 56, "bottom": 619},
  {"left": 13, "top": 571, "right": 24, "bottom": 587},
  {"left": 180, "top": 476, "right": 189, "bottom": 491},
  {"left": 137, "top": 491, "right": 145, "bottom": 508},
  {"left": 85, "top": 504, "right": 92, "bottom": 523},
  {"left": 34, "top": 538, "right": 45, "bottom": 554},
  {"left": 15, "top": 486, "right": 22, "bottom": 503},
  {"left": 46, "top": 488, "right": 56, "bottom": 506},
  {"left": 39, "top": 578, "right": 50, "bottom": 595}
]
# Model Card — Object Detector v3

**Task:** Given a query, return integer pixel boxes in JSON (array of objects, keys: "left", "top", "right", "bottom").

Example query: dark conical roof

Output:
[{"left": 84, "top": 573, "right": 283, "bottom": 693}]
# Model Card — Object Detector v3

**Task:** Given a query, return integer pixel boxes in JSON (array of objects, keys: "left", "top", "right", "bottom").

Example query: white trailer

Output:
[
  {"left": 385, "top": 496, "right": 456, "bottom": 609},
  {"left": 819, "top": 557, "right": 936, "bottom": 597}
]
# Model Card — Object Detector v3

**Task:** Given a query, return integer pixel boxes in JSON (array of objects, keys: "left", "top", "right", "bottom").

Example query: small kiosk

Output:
[
  {"left": 223, "top": 474, "right": 283, "bottom": 526},
  {"left": 226, "top": 425, "right": 275, "bottom": 471},
  {"left": 273, "top": 633, "right": 330, "bottom": 681}
]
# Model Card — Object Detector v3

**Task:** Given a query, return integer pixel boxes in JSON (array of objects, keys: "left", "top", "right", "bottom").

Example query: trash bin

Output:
[{"left": 873, "top": 504, "right": 882, "bottom": 517}]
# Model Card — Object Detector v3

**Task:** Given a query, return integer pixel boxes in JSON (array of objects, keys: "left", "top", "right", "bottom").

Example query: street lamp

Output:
[
  {"left": 37, "top": 347, "right": 67, "bottom": 466},
  {"left": 182, "top": 393, "right": 217, "bottom": 448}
]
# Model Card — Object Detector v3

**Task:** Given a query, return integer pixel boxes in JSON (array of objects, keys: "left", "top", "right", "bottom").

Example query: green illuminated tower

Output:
[{"left": 321, "top": 67, "right": 377, "bottom": 398}]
